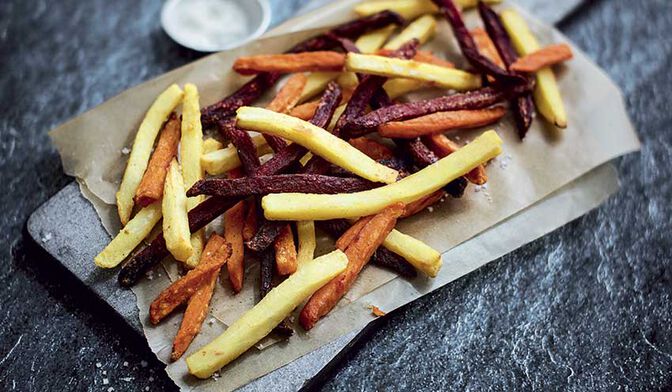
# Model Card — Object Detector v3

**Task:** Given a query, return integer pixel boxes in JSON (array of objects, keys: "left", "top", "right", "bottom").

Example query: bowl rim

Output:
[{"left": 160, "top": 0, "right": 271, "bottom": 53}]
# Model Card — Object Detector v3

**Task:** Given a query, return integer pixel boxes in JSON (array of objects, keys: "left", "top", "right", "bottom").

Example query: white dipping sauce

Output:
[{"left": 164, "top": 0, "right": 252, "bottom": 50}]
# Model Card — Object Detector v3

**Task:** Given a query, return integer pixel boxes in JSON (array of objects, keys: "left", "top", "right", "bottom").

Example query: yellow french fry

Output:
[
  {"left": 296, "top": 221, "right": 316, "bottom": 270},
  {"left": 180, "top": 83, "right": 205, "bottom": 267},
  {"left": 116, "top": 84, "right": 183, "bottom": 225},
  {"left": 354, "top": 0, "right": 439, "bottom": 20},
  {"left": 186, "top": 250, "right": 348, "bottom": 378},
  {"left": 383, "top": 229, "right": 441, "bottom": 277},
  {"left": 94, "top": 203, "right": 162, "bottom": 268},
  {"left": 236, "top": 107, "right": 399, "bottom": 184},
  {"left": 384, "top": 14, "right": 437, "bottom": 50},
  {"left": 201, "top": 135, "right": 271, "bottom": 176},
  {"left": 345, "top": 53, "right": 481, "bottom": 91},
  {"left": 501, "top": 9, "right": 567, "bottom": 128},
  {"left": 383, "top": 78, "right": 427, "bottom": 99},
  {"left": 355, "top": 25, "right": 397, "bottom": 53},
  {"left": 163, "top": 159, "right": 193, "bottom": 262},
  {"left": 299, "top": 72, "right": 340, "bottom": 103},
  {"left": 261, "top": 130, "right": 502, "bottom": 220}
]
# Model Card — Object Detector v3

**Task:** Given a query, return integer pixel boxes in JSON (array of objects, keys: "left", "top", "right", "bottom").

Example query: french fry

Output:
[
  {"left": 501, "top": 9, "right": 567, "bottom": 128},
  {"left": 299, "top": 72, "right": 340, "bottom": 103},
  {"left": 383, "top": 228, "right": 442, "bottom": 277},
  {"left": 224, "top": 201, "right": 245, "bottom": 293},
  {"left": 261, "top": 130, "right": 502, "bottom": 220},
  {"left": 510, "top": 43, "right": 573, "bottom": 73},
  {"left": 336, "top": 72, "right": 360, "bottom": 90},
  {"left": 378, "top": 106, "right": 507, "bottom": 138},
  {"left": 201, "top": 135, "right": 271, "bottom": 176},
  {"left": 471, "top": 27, "right": 505, "bottom": 68},
  {"left": 134, "top": 113, "right": 181, "bottom": 207},
  {"left": 267, "top": 73, "right": 308, "bottom": 114},
  {"left": 345, "top": 53, "right": 482, "bottom": 91},
  {"left": 163, "top": 160, "right": 193, "bottom": 262},
  {"left": 186, "top": 250, "right": 348, "bottom": 378},
  {"left": 150, "top": 234, "right": 231, "bottom": 325},
  {"left": 295, "top": 221, "right": 316, "bottom": 270},
  {"left": 423, "top": 133, "right": 487, "bottom": 185},
  {"left": 300, "top": 203, "right": 404, "bottom": 330},
  {"left": 94, "top": 203, "right": 162, "bottom": 268},
  {"left": 355, "top": 25, "right": 397, "bottom": 53},
  {"left": 236, "top": 107, "right": 399, "bottom": 184},
  {"left": 116, "top": 84, "right": 183, "bottom": 225},
  {"left": 171, "top": 234, "right": 231, "bottom": 360},
  {"left": 384, "top": 15, "right": 437, "bottom": 50},
  {"left": 354, "top": 0, "right": 439, "bottom": 20},
  {"left": 181, "top": 84, "right": 206, "bottom": 268},
  {"left": 233, "top": 52, "right": 346, "bottom": 75},
  {"left": 274, "top": 225, "right": 298, "bottom": 276},
  {"left": 202, "top": 138, "right": 223, "bottom": 154},
  {"left": 348, "top": 137, "right": 395, "bottom": 160}
]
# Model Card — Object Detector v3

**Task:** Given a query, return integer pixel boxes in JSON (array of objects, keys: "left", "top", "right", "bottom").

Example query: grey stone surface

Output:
[{"left": 1, "top": 1, "right": 670, "bottom": 392}]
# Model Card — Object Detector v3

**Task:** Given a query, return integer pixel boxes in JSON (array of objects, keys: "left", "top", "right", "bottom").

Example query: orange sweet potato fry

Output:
[
  {"left": 378, "top": 106, "right": 507, "bottom": 138},
  {"left": 267, "top": 73, "right": 309, "bottom": 113},
  {"left": 274, "top": 225, "right": 298, "bottom": 276},
  {"left": 402, "top": 190, "right": 445, "bottom": 218},
  {"left": 149, "top": 234, "right": 231, "bottom": 325},
  {"left": 224, "top": 201, "right": 246, "bottom": 293},
  {"left": 171, "top": 233, "right": 235, "bottom": 360},
  {"left": 300, "top": 203, "right": 404, "bottom": 330},
  {"left": 290, "top": 100, "right": 319, "bottom": 121},
  {"left": 290, "top": 88, "right": 354, "bottom": 121},
  {"left": 422, "top": 133, "right": 487, "bottom": 185},
  {"left": 348, "top": 137, "right": 395, "bottom": 160},
  {"left": 134, "top": 113, "right": 180, "bottom": 207},
  {"left": 335, "top": 215, "right": 375, "bottom": 251},
  {"left": 233, "top": 52, "right": 346, "bottom": 75},
  {"left": 510, "top": 43, "right": 573, "bottom": 73},
  {"left": 471, "top": 28, "right": 505, "bottom": 68},
  {"left": 242, "top": 200, "right": 258, "bottom": 242}
]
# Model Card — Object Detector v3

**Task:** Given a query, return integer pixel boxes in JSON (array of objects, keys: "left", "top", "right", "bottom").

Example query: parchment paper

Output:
[{"left": 48, "top": 1, "right": 640, "bottom": 391}]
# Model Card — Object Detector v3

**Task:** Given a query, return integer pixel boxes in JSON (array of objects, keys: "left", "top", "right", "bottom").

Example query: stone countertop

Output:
[{"left": 1, "top": 0, "right": 670, "bottom": 391}]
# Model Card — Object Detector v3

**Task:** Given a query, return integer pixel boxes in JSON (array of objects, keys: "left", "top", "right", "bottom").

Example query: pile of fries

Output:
[{"left": 94, "top": 0, "right": 573, "bottom": 379}]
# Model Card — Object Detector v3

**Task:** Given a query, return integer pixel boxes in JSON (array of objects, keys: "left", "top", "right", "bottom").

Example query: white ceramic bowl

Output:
[{"left": 161, "top": 0, "right": 271, "bottom": 52}]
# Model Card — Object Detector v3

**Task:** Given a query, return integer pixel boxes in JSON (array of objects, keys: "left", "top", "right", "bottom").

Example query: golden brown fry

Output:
[
  {"left": 401, "top": 190, "right": 445, "bottom": 218},
  {"left": 274, "top": 225, "right": 298, "bottom": 276},
  {"left": 267, "top": 73, "right": 309, "bottom": 114},
  {"left": 299, "top": 203, "right": 404, "bottom": 330},
  {"left": 335, "top": 215, "right": 375, "bottom": 251},
  {"left": 149, "top": 234, "right": 231, "bottom": 325},
  {"left": 163, "top": 159, "right": 193, "bottom": 262},
  {"left": 171, "top": 233, "right": 230, "bottom": 360},
  {"left": 233, "top": 52, "right": 346, "bottom": 75},
  {"left": 242, "top": 199, "right": 258, "bottom": 242},
  {"left": 422, "top": 133, "right": 487, "bottom": 185},
  {"left": 378, "top": 107, "right": 507, "bottom": 138},
  {"left": 510, "top": 43, "right": 573, "bottom": 73},
  {"left": 471, "top": 27, "right": 505, "bottom": 68},
  {"left": 369, "top": 305, "right": 386, "bottom": 317},
  {"left": 348, "top": 137, "right": 395, "bottom": 160},
  {"left": 224, "top": 201, "right": 246, "bottom": 293},
  {"left": 134, "top": 113, "right": 180, "bottom": 207}
]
